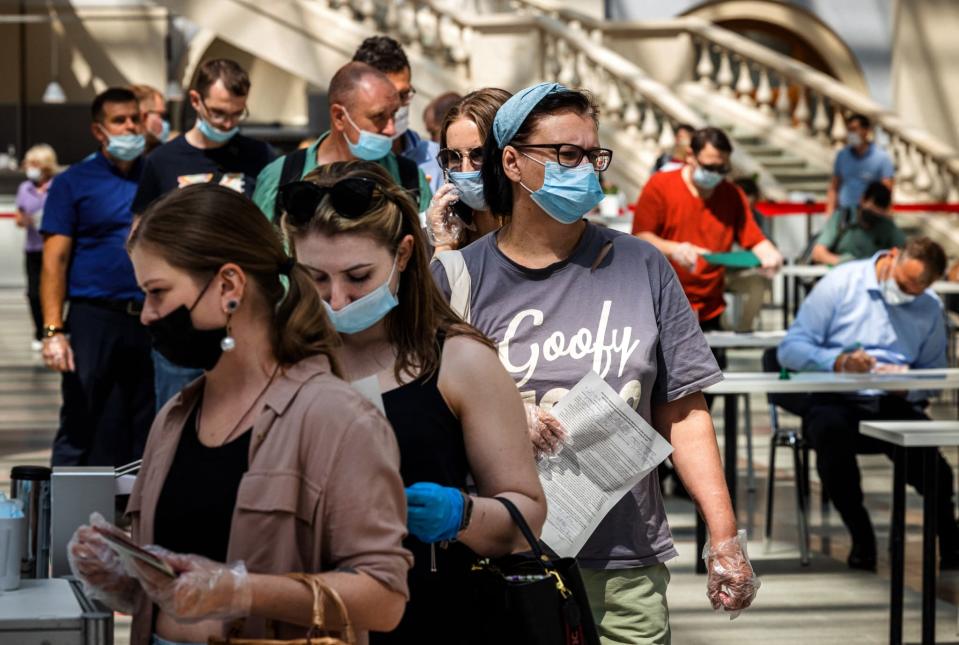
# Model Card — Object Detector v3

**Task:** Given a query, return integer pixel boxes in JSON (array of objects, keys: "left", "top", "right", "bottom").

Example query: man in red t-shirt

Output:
[{"left": 632, "top": 127, "right": 782, "bottom": 334}]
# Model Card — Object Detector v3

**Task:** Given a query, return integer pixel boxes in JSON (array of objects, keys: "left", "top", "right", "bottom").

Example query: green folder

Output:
[{"left": 702, "top": 251, "right": 761, "bottom": 268}]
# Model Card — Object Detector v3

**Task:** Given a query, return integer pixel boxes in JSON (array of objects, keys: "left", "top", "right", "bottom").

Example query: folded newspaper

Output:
[{"left": 539, "top": 371, "right": 674, "bottom": 557}]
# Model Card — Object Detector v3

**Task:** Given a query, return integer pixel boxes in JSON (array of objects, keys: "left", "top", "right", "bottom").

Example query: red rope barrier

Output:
[{"left": 756, "top": 202, "right": 959, "bottom": 216}]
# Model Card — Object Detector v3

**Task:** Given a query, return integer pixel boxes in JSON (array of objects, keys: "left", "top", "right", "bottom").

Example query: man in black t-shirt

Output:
[
  {"left": 131, "top": 58, "right": 274, "bottom": 214},
  {"left": 134, "top": 59, "right": 274, "bottom": 412}
]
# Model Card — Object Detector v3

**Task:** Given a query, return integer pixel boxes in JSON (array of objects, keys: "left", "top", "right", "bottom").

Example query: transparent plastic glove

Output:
[
  {"left": 670, "top": 242, "right": 709, "bottom": 272},
  {"left": 67, "top": 512, "right": 140, "bottom": 613},
  {"left": 425, "top": 183, "right": 465, "bottom": 248},
  {"left": 525, "top": 402, "right": 567, "bottom": 458},
  {"left": 125, "top": 546, "right": 253, "bottom": 623},
  {"left": 702, "top": 529, "right": 760, "bottom": 619},
  {"left": 405, "top": 482, "right": 464, "bottom": 543}
]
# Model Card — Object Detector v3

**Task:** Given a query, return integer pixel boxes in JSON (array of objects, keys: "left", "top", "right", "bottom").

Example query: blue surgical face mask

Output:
[
  {"left": 692, "top": 166, "right": 724, "bottom": 190},
  {"left": 519, "top": 154, "right": 604, "bottom": 224},
  {"left": 198, "top": 117, "right": 238, "bottom": 144},
  {"left": 100, "top": 127, "right": 145, "bottom": 162},
  {"left": 343, "top": 110, "right": 395, "bottom": 161},
  {"left": 158, "top": 119, "right": 171, "bottom": 143},
  {"left": 323, "top": 259, "right": 399, "bottom": 335},
  {"left": 449, "top": 170, "right": 487, "bottom": 211},
  {"left": 847, "top": 132, "right": 863, "bottom": 148},
  {"left": 881, "top": 278, "right": 916, "bottom": 306}
]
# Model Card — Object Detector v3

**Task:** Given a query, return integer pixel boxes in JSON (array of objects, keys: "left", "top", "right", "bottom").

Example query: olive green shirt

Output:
[
  {"left": 252, "top": 131, "right": 433, "bottom": 219},
  {"left": 816, "top": 207, "right": 906, "bottom": 264}
]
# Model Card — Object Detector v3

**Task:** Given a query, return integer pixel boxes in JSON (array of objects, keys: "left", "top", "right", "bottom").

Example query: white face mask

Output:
[
  {"left": 393, "top": 105, "right": 410, "bottom": 137},
  {"left": 881, "top": 278, "right": 916, "bottom": 306},
  {"left": 25, "top": 167, "right": 42, "bottom": 182}
]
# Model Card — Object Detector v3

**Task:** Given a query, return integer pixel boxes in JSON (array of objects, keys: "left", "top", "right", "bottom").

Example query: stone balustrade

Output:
[{"left": 509, "top": 0, "right": 959, "bottom": 202}]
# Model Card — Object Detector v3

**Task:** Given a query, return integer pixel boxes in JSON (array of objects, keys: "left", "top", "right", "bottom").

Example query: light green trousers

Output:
[{"left": 580, "top": 564, "right": 671, "bottom": 645}]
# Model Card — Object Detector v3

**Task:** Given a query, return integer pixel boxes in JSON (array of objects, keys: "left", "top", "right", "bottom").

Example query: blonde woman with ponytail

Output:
[{"left": 67, "top": 184, "right": 412, "bottom": 645}]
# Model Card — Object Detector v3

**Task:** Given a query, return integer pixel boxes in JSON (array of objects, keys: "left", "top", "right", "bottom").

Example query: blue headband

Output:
[{"left": 492, "top": 82, "right": 568, "bottom": 148}]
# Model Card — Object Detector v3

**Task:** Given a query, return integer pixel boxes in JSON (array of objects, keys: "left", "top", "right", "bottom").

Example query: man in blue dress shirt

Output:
[
  {"left": 40, "top": 87, "right": 155, "bottom": 466},
  {"left": 778, "top": 237, "right": 958, "bottom": 571}
]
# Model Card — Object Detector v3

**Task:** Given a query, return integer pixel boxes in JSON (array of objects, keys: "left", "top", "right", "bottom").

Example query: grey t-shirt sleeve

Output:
[
  {"left": 650, "top": 254, "right": 723, "bottom": 403},
  {"left": 429, "top": 257, "right": 453, "bottom": 301}
]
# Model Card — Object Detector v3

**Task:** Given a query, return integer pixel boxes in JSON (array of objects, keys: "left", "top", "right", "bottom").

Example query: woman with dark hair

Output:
[
  {"left": 425, "top": 87, "right": 512, "bottom": 253},
  {"left": 432, "top": 82, "right": 759, "bottom": 643},
  {"left": 67, "top": 184, "right": 412, "bottom": 645},
  {"left": 282, "top": 160, "right": 546, "bottom": 644}
]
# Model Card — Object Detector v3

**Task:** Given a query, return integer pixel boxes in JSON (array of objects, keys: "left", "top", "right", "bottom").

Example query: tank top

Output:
[
  {"left": 372, "top": 336, "right": 482, "bottom": 644},
  {"left": 154, "top": 399, "right": 252, "bottom": 563}
]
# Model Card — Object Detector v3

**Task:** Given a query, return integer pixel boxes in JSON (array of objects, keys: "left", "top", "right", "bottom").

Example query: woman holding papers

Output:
[
  {"left": 281, "top": 160, "right": 546, "bottom": 644},
  {"left": 67, "top": 185, "right": 412, "bottom": 645},
  {"left": 430, "top": 82, "right": 760, "bottom": 642}
]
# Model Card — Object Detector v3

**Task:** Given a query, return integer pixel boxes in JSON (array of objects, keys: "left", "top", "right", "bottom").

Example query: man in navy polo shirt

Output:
[
  {"left": 40, "top": 87, "right": 155, "bottom": 467},
  {"left": 825, "top": 113, "right": 895, "bottom": 214}
]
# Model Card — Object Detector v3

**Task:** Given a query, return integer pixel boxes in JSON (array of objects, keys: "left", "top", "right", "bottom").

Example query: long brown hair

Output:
[
  {"left": 282, "top": 161, "right": 494, "bottom": 380},
  {"left": 129, "top": 184, "right": 341, "bottom": 374},
  {"left": 439, "top": 87, "right": 513, "bottom": 152}
]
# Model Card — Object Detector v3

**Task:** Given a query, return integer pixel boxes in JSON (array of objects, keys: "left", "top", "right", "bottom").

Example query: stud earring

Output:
[{"left": 221, "top": 300, "right": 239, "bottom": 352}]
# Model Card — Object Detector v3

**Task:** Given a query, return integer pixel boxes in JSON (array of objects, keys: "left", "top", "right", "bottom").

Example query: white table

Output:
[
  {"left": 0, "top": 578, "right": 111, "bottom": 644},
  {"left": 704, "top": 330, "right": 786, "bottom": 349},
  {"left": 694, "top": 370, "right": 959, "bottom": 573},
  {"left": 780, "top": 264, "right": 830, "bottom": 279},
  {"left": 933, "top": 281, "right": 959, "bottom": 295},
  {"left": 859, "top": 421, "right": 959, "bottom": 645},
  {"left": 706, "top": 369, "right": 959, "bottom": 395}
]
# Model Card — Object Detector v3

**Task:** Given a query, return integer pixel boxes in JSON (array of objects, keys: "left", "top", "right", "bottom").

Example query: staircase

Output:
[{"left": 158, "top": 0, "right": 959, "bottom": 254}]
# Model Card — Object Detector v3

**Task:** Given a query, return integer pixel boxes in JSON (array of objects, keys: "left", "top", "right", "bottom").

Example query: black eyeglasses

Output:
[
  {"left": 437, "top": 147, "right": 484, "bottom": 171},
  {"left": 513, "top": 143, "right": 613, "bottom": 172},
  {"left": 278, "top": 178, "right": 378, "bottom": 225}
]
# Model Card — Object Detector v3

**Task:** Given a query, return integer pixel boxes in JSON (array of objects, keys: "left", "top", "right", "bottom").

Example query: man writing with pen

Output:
[{"left": 777, "top": 237, "right": 959, "bottom": 572}]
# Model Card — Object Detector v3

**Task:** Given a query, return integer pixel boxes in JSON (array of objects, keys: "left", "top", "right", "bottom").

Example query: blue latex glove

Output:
[{"left": 405, "top": 482, "right": 465, "bottom": 543}]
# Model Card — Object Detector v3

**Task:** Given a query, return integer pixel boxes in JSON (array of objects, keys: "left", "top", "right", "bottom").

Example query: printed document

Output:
[{"left": 539, "top": 371, "right": 673, "bottom": 557}]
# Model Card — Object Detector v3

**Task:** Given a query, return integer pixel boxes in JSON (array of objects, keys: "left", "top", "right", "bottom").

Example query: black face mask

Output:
[{"left": 147, "top": 278, "right": 227, "bottom": 371}]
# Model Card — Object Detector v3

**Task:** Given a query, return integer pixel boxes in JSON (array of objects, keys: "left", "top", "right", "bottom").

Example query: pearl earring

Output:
[{"left": 221, "top": 300, "right": 239, "bottom": 352}]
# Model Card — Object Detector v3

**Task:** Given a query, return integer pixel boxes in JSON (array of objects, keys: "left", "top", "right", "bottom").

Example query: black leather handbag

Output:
[{"left": 470, "top": 497, "right": 600, "bottom": 645}]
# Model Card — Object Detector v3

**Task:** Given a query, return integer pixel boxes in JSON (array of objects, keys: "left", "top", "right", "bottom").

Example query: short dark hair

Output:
[
  {"left": 328, "top": 61, "right": 392, "bottom": 109},
  {"left": 481, "top": 89, "right": 598, "bottom": 217},
  {"left": 903, "top": 236, "right": 947, "bottom": 282},
  {"left": 676, "top": 123, "right": 695, "bottom": 136},
  {"left": 691, "top": 127, "right": 733, "bottom": 155},
  {"left": 352, "top": 36, "right": 410, "bottom": 75},
  {"left": 193, "top": 59, "right": 250, "bottom": 98},
  {"left": 91, "top": 87, "right": 138, "bottom": 122},
  {"left": 847, "top": 113, "right": 871, "bottom": 130},
  {"left": 862, "top": 181, "right": 892, "bottom": 209}
]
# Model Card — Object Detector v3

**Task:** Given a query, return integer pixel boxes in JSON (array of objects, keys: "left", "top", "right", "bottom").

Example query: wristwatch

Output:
[
  {"left": 43, "top": 325, "right": 65, "bottom": 338},
  {"left": 458, "top": 492, "right": 474, "bottom": 533}
]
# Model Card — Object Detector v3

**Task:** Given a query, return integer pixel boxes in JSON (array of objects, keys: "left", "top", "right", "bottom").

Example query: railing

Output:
[
  {"left": 509, "top": 0, "right": 959, "bottom": 201},
  {"left": 309, "top": 0, "right": 723, "bottom": 192}
]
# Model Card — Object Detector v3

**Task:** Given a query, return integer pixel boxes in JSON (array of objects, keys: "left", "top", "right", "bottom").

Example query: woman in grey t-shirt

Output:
[{"left": 432, "top": 83, "right": 759, "bottom": 642}]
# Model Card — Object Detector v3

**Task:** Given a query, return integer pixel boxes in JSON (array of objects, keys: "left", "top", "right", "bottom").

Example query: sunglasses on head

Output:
[{"left": 278, "top": 178, "right": 378, "bottom": 226}]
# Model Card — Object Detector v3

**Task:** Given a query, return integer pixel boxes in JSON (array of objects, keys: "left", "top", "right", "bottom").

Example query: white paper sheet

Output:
[
  {"left": 538, "top": 371, "right": 674, "bottom": 558},
  {"left": 350, "top": 375, "right": 385, "bottom": 414}
]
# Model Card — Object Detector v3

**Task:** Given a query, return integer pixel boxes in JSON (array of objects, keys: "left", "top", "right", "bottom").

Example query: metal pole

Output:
[
  {"left": 921, "top": 448, "right": 938, "bottom": 644},
  {"left": 17, "top": 0, "right": 28, "bottom": 159},
  {"left": 890, "top": 447, "right": 906, "bottom": 645}
]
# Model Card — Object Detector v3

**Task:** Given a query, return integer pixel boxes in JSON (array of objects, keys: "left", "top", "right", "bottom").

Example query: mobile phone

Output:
[
  {"left": 93, "top": 524, "right": 177, "bottom": 578},
  {"left": 443, "top": 170, "right": 474, "bottom": 225}
]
